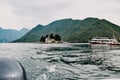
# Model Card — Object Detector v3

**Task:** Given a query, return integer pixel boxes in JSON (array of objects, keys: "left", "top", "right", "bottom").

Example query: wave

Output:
[
  {"left": 36, "top": 74, "right": 48, "bottom": 80},
  {"left": 45, "top": 47, "right": 80, "bottom": 52},
  {"left": 32, "top": 44, "right": 120, "bottom": 73}
]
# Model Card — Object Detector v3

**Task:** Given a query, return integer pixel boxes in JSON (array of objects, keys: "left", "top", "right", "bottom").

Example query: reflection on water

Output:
[{"left": 1, "top": 43, "right": 120, "bottom": 80}]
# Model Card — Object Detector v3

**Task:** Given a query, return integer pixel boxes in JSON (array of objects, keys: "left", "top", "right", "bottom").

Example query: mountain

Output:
[
  {"left": 0, "top": 27, "right": 2, "bottom": 29},
  {"left": 14, "top": 17, "right": 120, "bottom": 43},
  {"left": 0, "top": 28, "right": 30, "bottom": 42}
]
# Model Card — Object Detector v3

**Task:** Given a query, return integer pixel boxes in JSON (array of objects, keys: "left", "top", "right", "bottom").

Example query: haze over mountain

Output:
[
  {"left": 0, "top": 28, "right": 30, "bottom": 42},
  {"left": 14, "top": 17, "right": 120, "bottom": 43}
]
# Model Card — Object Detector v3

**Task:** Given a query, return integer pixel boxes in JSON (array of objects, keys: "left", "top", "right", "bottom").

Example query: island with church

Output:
[{"left": 40, "top": 33, "right": 63, "bottom": 43}]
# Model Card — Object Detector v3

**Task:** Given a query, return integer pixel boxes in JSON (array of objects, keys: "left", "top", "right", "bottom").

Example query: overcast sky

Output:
[{"left": 0, "top": 0, "right": 120, "bottom": 30}]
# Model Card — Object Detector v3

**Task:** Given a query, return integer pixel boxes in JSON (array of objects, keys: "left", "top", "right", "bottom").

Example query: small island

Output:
[{"left": 40, "top": 33, "right": 62, "bottom": 43}]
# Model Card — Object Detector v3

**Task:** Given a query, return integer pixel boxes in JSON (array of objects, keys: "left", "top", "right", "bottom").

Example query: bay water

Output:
[{"left": 0, "top": 43, "right": 120, "bottom": 80}]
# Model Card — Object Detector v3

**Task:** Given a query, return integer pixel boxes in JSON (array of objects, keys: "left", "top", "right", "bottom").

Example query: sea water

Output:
[{"left": 0, "top": 43, "right": 120, "bottom": 80}]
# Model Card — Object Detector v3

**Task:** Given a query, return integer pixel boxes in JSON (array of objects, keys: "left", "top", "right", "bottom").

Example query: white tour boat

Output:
[{"left": 89, "top": 37, "right": 120, "bottom": 45}]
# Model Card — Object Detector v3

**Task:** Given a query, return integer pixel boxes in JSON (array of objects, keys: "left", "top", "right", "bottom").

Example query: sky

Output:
[{"left": 0, "top": 0, "right": 120, "bottom": 30}]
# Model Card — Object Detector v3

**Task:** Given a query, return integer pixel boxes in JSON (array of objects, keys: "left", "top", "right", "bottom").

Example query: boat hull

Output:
[{"left": 90, "top": 42, "right": 120, "bottom": 45}]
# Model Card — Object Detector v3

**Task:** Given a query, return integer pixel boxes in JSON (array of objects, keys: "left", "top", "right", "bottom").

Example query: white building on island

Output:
[{"left": 45, "top": 37, "right": 55, "bottom": 43}]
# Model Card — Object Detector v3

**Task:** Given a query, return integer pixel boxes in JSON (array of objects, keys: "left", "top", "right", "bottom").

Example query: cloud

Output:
[
  {"left": 0, "top": 0, "right": 120, "bottom": 29},
  {"left": 0, "top": 0, "right": 19, "bottom": 29},
  {"left": 10, "top": 0, "right": 73, "bottom": 16},
  {"left": 7, "top": 0, "right": 75, "bottom": 29}
]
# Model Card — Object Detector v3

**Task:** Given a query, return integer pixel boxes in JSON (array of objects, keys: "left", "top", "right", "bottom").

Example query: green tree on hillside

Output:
[
  {"left": 45, "top": 34, "right": 48, "bottom": 38},
  {"left": 49, "top": 33, "right": 54, "bottom": 39},
  {"left": 40, "top": 36, "right": 45, "bottom": 42},
  {"left": 54, "top": 34, "right": 61, "bottom": 41}
]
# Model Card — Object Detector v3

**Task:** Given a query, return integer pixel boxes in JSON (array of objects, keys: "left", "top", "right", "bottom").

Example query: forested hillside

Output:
[{"left": 14, "top": 18, "right": 120, "bottom": 43}]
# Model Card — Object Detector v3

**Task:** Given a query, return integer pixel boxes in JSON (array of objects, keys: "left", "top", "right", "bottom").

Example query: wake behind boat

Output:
[{"left": 89, "top": 37, "right": 120, "bottom": 45}]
